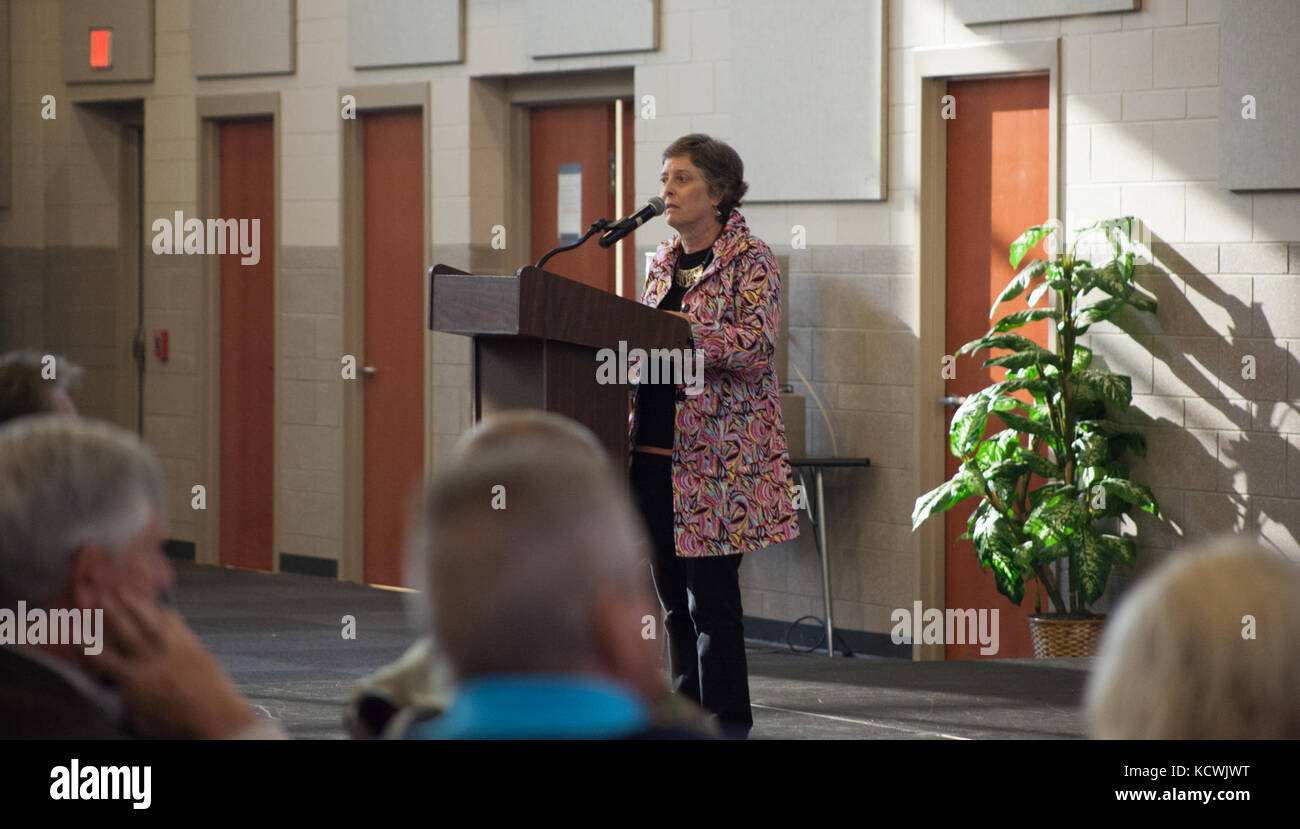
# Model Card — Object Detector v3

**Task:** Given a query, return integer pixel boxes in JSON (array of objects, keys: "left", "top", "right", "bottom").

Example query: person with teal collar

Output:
[
  {"left": 407, "top": 674, "right": 649, "bottom": 740},
  {"left": 403, "top": 412, "right": 709, "bottom": 741}
]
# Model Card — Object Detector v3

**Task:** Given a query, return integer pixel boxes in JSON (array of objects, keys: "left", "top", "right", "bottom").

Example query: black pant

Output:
[{"left": 629, "top": 452, "right": 752, "bottom": 737}]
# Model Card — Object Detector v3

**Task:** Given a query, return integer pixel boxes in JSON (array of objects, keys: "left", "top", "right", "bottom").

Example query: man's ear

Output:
[
  {"left": 591, "top": 587, "right": 663, "bottom": 700},
  {"left": 589, "top": 589, "right": 622, "bottom": 669},
  {"left": 69, "top": 544, "right": 111, "bottom": 608},
  {"left": 591, "top": 589, "right": 645, "bottom": 672}
]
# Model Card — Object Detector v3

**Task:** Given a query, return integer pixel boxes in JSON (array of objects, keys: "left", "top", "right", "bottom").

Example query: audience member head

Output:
[
  {"left": 0, "top": 416, "right": 173, "bottom": 665},
  {"left": 1084, "top": 537, "right": 1300, "bottom": 739},
  {"left": 415, "top": 411, "right": 660, "bottom": 703},
  {"left": 0, "top": 349, "right": 82, "bottom": 423},
  {"left": 449, "top": 408, "right": 609, "bottom": 465},
  {"left": 401, "top": 409, "right": 612, "bottom": 618}
]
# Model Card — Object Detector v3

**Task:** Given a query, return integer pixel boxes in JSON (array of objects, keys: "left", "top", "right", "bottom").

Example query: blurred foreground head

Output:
[
  {"left": 1085, "top": 537, "right": 1300, "bottom": 739},
  {"left": 0, "top": 349, "right": 82, "bottom": 422},
  {"left": 0, "top": 416, "right": 173, "bottom": 649},
  {"left": 417, "top": 411, "right": 659, "bottom": 699}
]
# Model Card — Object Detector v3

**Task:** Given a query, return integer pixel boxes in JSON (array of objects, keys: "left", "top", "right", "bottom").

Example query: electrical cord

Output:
[
  {"left": 783, "top": 614, "right": 856, "bottom": 657},
  {"left": 788, "top": 358, "right": 838, "bottom": 455}
]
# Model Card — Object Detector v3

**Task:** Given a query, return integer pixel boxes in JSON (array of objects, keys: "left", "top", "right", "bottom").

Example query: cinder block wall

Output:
[{"left": 1, "top": 0, "right": 1297, "bottom": 643}]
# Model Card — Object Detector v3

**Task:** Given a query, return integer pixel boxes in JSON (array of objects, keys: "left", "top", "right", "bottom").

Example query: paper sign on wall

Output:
[{"left": 557, "top": 162, "right": 581, "bottom": 243}]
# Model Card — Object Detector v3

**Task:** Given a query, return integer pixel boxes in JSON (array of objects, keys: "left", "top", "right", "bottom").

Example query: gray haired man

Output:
[{"left": 0, "top": 415, "right": 275, "bottom": 738}]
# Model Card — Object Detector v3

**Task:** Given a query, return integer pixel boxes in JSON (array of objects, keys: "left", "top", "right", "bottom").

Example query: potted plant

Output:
[{"left": 911, "top": 217, "right": 1160, "bottom": 657}]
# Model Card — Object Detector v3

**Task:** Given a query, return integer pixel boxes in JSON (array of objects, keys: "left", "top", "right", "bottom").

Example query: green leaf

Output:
[
  {"left": 1026, "top": 536, "right": 1069, "bottom": 566},
  {"left": 1076, "top": 418, "right": 1128, "bottom": 436},
  {"left": 1010, "top": 226, "right": 1055, "bottom": 269},
  {"left": 911, "top": 462, "right": 985, "bottom": 530},
  {"left": 1074, "top": 216, "right": 1134, "bottom": 238},
  {"left": 992, "top": 258, "right": 1048, "bottom": 313},
  {"left": 1072, "top": 369, "right": 1132, "bottom": 412},
  {"left": 1028, "top": 482, "right": 1073, "bottom": 511},
  {"left": 1011, "top": 364, "right": 1041, "bottom": 380},
  {"left": 1024, "top": 495, "right": 1087, "bottom": 546},
  {"left": 1079, "top": 419, "right": 1148, "bottom": 458},
  {"left": 1073, "top": 217, "right": 1134, "bottom": 263},
  {"left": 973, "top": 509, "right": 1029, "bottom": 600},
  {"left": 1026, "top": 279, "right": 1051, "bottom": 308},
  {"left": 1073, "top": 528, "right": 1112, "bottom": 604},
  {"left": 1075, "top": 261, "right": 1128, "bottom": 297},
  {"left": 985, "top": 458, "right": 1029, "bottom": 481},
  {"left": 959, "top": 332, "right": 1042, "bottom": 358},
  {"left": 994, "top": 409, "right": 1052, "bottom": 438},
  {"left": 991, "top": 307, "right": 1061, "bottom": 333},
  {"left": 1077, "top": 296, "right": 1125, "bottom": 329},
  {"left": 984, "top": 350, "right": 1062, "bottom": 372},
  {"left": 1073, "top": 432, "right": 1109, "bottom": 467},
  {"left": 1071, "top": 344, "right": 1093, "bottom": 371},
  {"left": 990, "top": 553, "right": 1025, "bottom": 604},
  {"left": 988, "top": 394, "right": 1030, "bottom": 415},
  {"left": 1077, "top": 464, "right": 1101, "bottom": 492},
  {"left": 1098, "top": 477, "right": 1159, "bottom": 515},
  {"left": 1100, "top": 533, "right": 1138, "bottom": 567},
  {"left": 988, "top": 476, "right": 1019, "bottom": 516},
  {"left": 993, "top": 375, "right": 1054, "bottom": 403},
  {"left": 974, "top": 429, "right": 1019, "bottom": 470},
  {"left": 960, "top": 499, "right": 993, "bottom": 542},
  {"left": 949, "top": 391, "right": 991, "bottom": 458},
  {"left": 1013, "top": 446, "right": 1061, "bottom": 479}
]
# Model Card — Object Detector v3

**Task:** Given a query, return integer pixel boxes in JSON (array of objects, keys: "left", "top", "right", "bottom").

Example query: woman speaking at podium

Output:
[{"left": 627, "top": 134, "right": 800, "bottom": 738}]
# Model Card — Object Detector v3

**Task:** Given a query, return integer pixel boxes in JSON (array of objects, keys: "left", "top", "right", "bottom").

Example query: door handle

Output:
[{"left": 939, "top": 395, "right": 966, "bottom": 408}]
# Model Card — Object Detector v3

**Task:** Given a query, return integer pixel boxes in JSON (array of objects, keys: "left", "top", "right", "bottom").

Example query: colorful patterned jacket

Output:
[{"left": 628, "top": 209, "right": 801, "bottom": 558}]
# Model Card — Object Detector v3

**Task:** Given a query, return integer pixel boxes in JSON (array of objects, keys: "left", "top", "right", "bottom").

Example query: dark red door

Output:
[
  {"left": 362, "top": 110, "right": 425, "bottom": 587},
  {"left": 944, "top": 76, "right": 1051, "bottom": 659},
  {"left": 219, "top": 118, "right": 275, "bottom": 571},
  {"left": 530, "top": 101, "right": 635, "bottom": 294}
]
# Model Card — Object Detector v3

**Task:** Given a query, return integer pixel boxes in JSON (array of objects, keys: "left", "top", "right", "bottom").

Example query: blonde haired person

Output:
[
  {"left": 1084, "top": 537, "right": 1300, "bottom": 739},
  {"left": 347, "top": 410, "right": 718, "bottom": 739}
]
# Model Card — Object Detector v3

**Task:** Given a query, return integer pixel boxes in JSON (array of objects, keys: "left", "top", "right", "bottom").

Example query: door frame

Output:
[
  {"left": 196, "top": 93, "right": 282, "bottom": 569},
  {"left": 911, "top": 40, "right": 1061, "bottom": 661},
  {"left": 338, "top": 83, "right": 431, "bottom": 585},
  {"left": 473, "top": 70, "right": 634, "bottom": 284},
  {"left": 118, "top": 117, "right": 143, "bottom": 435}
]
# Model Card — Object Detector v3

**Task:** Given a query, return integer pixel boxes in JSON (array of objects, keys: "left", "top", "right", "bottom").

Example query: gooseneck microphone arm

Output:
[
  {"left": 532, "top": 197, "right": 666, "bottom": 271},
  {"left": 534, "top": 218, "right": 612, "bottom": 271}
]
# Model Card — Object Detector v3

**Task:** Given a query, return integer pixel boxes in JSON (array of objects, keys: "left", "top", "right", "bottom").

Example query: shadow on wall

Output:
[
  {"left": 753, "top": 256, "right": 917, "bottom": 630},
  {"left": 1084, "top": 231, "right": 1300, "bottom": 580}
]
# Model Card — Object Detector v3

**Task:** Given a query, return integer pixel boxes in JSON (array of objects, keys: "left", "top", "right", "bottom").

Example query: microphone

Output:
[{"left": 598, "top": 197, "right": 665, "bottom": 248}]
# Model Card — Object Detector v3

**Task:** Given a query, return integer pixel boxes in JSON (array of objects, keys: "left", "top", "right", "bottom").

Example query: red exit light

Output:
[{"left": 90, "top": 29, "right": 112, "bottom": 69}]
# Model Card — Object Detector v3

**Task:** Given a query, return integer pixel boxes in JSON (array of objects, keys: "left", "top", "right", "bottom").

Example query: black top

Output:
[{"left": 633, "top": 247, "right": 710, "bottom": 449}]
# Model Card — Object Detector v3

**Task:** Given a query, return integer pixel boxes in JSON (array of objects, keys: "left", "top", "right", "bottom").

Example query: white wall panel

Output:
[
  {"left": 348, "top": 0, "right": 461, "bottom": 69},
  {"left": 1220, "top": 0, "right": 1300, "bottom": 190},
  {"left": 729, "top": 0, "right": 885, "bottom": 201},
  {"left": 191, "top": 0, "right": 293, "bottom": 78},
  {"left": 526, "top": 0, "right": 657, "bottom": 59}
]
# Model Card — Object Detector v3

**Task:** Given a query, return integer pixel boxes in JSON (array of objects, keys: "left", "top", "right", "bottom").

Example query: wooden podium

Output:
[{"left": 428, "top": 264, "right": 691, "bottom": 460}]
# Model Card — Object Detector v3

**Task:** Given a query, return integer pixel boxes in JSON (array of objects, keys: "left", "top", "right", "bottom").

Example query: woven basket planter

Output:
[{"left": 1027, "top": 616, "right": 1106, "bottom": 658}]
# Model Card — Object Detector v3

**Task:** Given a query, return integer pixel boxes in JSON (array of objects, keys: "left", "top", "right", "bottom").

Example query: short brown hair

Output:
[
  {"left": 0, "top": 349, "right": 82, "bottom": 425},
  {"left": 662, "top": 134, "right": 749, "bottom": 219}
]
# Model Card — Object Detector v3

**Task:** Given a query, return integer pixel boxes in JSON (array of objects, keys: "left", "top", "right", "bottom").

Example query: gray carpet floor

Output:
[{"left": 172, "top": 560, "right": 1091, "bottom": 740}]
